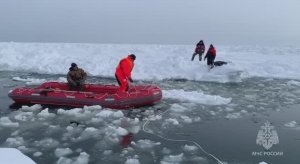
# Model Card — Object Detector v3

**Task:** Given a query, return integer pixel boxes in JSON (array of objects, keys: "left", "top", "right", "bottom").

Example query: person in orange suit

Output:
[{"left": 115, "top": 54, "right": 136, "bottom": 92}]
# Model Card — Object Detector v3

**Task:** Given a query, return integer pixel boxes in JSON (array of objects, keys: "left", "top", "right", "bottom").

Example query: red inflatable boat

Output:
[{"left": 8, "top": 82, "right": 162, "bottom": 109}]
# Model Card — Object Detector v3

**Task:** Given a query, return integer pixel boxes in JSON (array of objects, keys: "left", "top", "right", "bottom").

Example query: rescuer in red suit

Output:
[{"left": 115, "top": 54, "right": 136, "bottom": 92}]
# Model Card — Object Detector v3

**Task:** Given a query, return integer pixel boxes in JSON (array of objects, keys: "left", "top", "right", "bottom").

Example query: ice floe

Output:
[
  {"left": 54, "top": 148, "right": 73, "bottom": 157},
  {"left": 133, "top": 139, "right": 161, "bottom": 149},
  {"left": 284, "top": 121, "right": 298, "bottom": 128},
  {"left": 0, "top": 148, "right": 36, "bottom": 164},
  {"left": 0, "top": 117, "right": 19, "bottom": 128},
  {"left": 163, "top": 89, "right": 231, "bottom": 105},
  {"left": 160, "top": 153, "right": 184, "bottom": 164}
]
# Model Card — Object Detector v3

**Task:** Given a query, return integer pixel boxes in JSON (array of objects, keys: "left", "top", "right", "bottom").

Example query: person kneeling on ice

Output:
[
  {"left": 115, "top": 54, "right": 136, "bottom": 92},
  {"left": 204, "top": 44, "right": 216, "bottom": 69},
  {"left": 191, "top": 40, "right": 205, "bottom": 61},
  {"left": 67, "top": 63, "right": 87, "bottom": 91}
]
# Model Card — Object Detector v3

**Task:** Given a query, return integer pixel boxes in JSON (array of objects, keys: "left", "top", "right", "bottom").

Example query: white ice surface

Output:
[
  {"left": 164, "top": 89, "right": 231, "bottom": 105},
  {"left": 163, "top": 118, "right": 180, "bottom": 126},
  {"left": 125, "top": 158, "right": 140, "bottom": 164},
  {"left": 20, "top": 104, "right": 43, "bottom": 112},
  {"left": 160, "top": 153, "right": 184, "bottom": 164},
  {"left": 0, "top": 117, "right": 19, "bottom": 128},
  {"left": 0, "top": 148, "right": 36, "bottom": 164},
  {"left": 259, "top": 162, "right": 268, "bottom": 164},
  {"left": 57, "top": 152, "right": 89, "bottom": 164},
  {"left": 1, "top": 43, "right": 299, "bottom": 82}
]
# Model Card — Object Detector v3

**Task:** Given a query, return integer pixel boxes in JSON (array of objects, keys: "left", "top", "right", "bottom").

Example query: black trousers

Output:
[
  {"left": 68, "top": 80, "right": 84, "bottom": 91},
  {"left": 191, "top": 52, "right": 203, "bottom": 61},
  {"left": 207, "top": 56, "right": 215, "bottom": 65}
]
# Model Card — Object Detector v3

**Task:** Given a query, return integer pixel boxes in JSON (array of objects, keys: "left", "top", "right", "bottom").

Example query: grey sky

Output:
[{"left": 0, "top": 0, "right": 299, "bottom": 45}]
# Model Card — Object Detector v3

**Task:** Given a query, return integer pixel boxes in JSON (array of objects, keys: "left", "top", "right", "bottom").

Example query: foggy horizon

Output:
[{"left": 0, "top": 0, "right": 299, "bottom": 46}]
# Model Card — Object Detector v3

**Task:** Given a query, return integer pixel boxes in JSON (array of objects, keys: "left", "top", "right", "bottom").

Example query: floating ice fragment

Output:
[
  {"left": 287, "top": 80, "right": 300, "bottom": 86},
  {"left": 183, "top": 144, "right": 198, "bottom": 152},
  {"left": 164, "top": 118, "right": 179, "bottom": 126},
  {"left": 34, "top": 138, "right": 59, "bottom": 149},
  {"left": 125, "top": 158, "right": 140, "bottom": 164},
  {"left": 160, "top": 153, "right": 184, "bottom": 164},
  {"left": 193, "top": 116, "right": 201, "bottom": 122},
  {"left": 103, "top": 150, "right": 112, "bottom": 155},
  {"left": 135, "top": 139, "right": 161, "bottom": 149},
  {"left": 116, "top": 127, "right": 129, "bottom": 136},
  {"left": 284, "top": 121, "right": 297, "bottom": 128},
  {"left": 33, "top": 152, "right": 43, "bottom": 157},
  {"left": 169, "top": 104, "right": 188, "bottom": 113},
  {"left": 73, "top": 152, "right": 89, "bottom": 164},
  {"left": 57, "top": 108, "right": 92, "bottom": 121},
  {"left": 162, "top": 147, "right": 171, "bottom": 154},
  {"left": 12, "top": 77, "right": 46, "bottom": 85},
  {"left": 21, "top": 104, "right": 42, "bottom": 111},
  {"left": 55, "top": 148, "right": 73, "bottom": 157},
  {"left": 224, "top": 107, "right": 234, "bottom": 112},
  {"left": 0, "top": 117, "right": 19, "bottom": 128},
  {"left": 56, "top": 77, "right": 67, "bottom": 82},
  {"left": 6, "top": 137, "right": 25, "bottom": 147},
  {"left": 14, "top": 112, "right": 34, "bottom": 122},
  {"left": 225, "top": 112, "right": 241, "bottom": 119},
  {"left": 76, "top": 127, "right": 102, "bottom": 141},
  {"left": 83, "top": 105, "right": 101, "bottom": 111},
  {"left": 57, "top": 157, "right": 72, "bottom": 164},
  {"left": 37, "top": 108, "right": 56, "bottom": 120}
]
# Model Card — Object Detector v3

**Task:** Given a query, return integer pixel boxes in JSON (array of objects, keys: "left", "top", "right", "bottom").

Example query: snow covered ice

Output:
[{"left": 1, "top": 43, "right": 300, "bottom": 82}]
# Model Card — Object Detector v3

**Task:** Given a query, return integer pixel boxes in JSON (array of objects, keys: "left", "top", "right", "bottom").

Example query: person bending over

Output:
[
  {"left": 204, "top": 44, "right": 216, "bottom": 69},
  {"left": 115, "top": 54, "right": 136, "bottom": 92}
]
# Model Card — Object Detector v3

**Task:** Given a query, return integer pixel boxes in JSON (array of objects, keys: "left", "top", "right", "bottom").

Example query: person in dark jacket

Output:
[
  {"left": 191, "top": 40, "right": 205, "bottom": 61},
  {"left": 204, "top": 44, "right": 216, "bottom": 68},
  {"left": 67, "top": 63, "right": 87, "bottom": 91}
]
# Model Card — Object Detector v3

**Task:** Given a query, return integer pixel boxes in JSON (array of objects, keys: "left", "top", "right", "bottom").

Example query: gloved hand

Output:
[{"left": 129, "top": 78, "right": 133, "bottom": 83}]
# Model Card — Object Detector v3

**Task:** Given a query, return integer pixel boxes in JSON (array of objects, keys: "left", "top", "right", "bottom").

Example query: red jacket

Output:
[
  {"left": 207, "top": 47, "right": 216, "bottom": 56},
  {"left": 115, "top": 56, "right": 134, "bottom": 79}
]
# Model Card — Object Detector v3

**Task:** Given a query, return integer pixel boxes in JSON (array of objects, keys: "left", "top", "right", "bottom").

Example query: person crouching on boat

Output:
[
  {"left": 115, "top": 54, "right": 136, "bottom": 92},
  {"left": 67, "top": 63, "right": 87, "bottom": 91}
]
